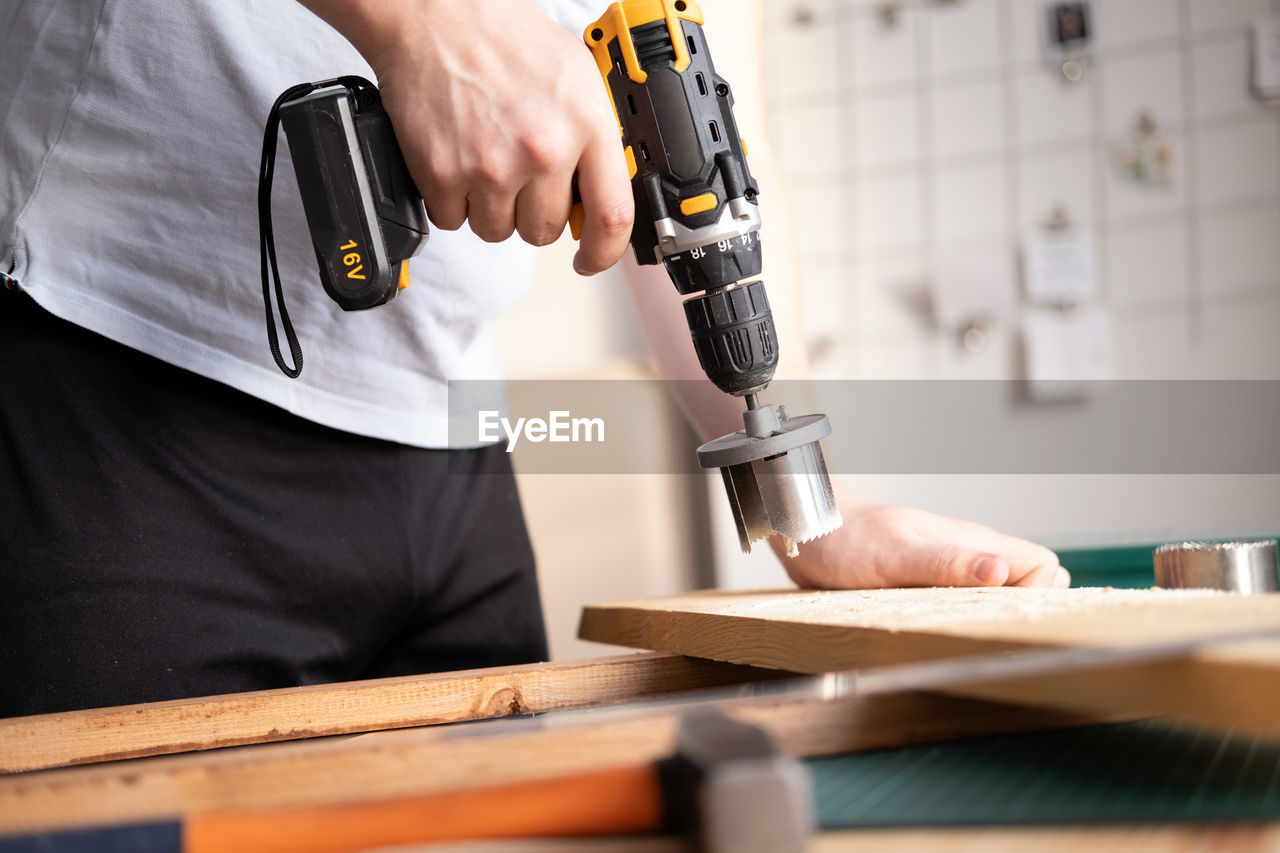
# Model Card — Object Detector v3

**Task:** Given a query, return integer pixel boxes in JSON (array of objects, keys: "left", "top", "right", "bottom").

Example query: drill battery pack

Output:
[{"left": 277, "top": 81, "right": 428, "bottom": 312}]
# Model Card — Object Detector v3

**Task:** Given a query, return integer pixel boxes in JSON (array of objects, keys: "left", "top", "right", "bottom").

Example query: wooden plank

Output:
[
  {"left": 927, "top": 651, "right": 1280, "bottom": 733},
  {"left": 0, "top": 692, "right": 1110, "bottom": 837},
  {"left": 0, "top": 653, "right": 783, "bottom": 775},
  {"left": 812, "top": 826, "right": 1280, "bottom": 852},
  {"left": 238, "top": 826, "right": 1280, "bottom": 852},
  {"left": 580, "top": 587, "right": 1280, "bottom": 668},
  {"left": 369, "top": 842, "right": 686, "bottom": 852},
  {"left": 577, "top": 587, "right": 1280, "bottom": 731}
]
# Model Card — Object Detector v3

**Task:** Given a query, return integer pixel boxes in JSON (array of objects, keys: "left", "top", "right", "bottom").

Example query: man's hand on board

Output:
[{"left": 775, "top": 489, "right": 1071, "bottom": 590}]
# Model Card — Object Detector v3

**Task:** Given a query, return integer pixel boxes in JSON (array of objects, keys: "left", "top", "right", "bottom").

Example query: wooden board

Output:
[
  {"left": 0, "top": 653, "right": 783, "bottom": 775},
  {"left": 812, "top": 826, "right": 1280, "bottom": 853},
  {"left": 578, "top": 587, "right": 1280, "bottom": 731},
  {"left": 0, "top": 690, "right": 1107, "bottom": 837},
  {"left": 254, "top": 827, "right": 1280, "bottom": 853}
]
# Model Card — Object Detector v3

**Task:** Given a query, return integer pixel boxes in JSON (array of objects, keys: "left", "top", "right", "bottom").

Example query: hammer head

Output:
[{"left": 658, "top": 711, "right": 814, "bottom": 853}]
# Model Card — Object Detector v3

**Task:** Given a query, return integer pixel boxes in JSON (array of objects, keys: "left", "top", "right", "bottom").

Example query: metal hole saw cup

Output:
[
  {"left": 1153, "top": 539, "right": 1280, "bottom": 594},
  {"left": 697, "top": 396, "right": 842, "bottom": 556}
]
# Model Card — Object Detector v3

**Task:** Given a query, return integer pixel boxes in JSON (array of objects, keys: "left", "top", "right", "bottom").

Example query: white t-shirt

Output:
[{"left": 0, "top": 0, "right": 603, "bottom": 448}]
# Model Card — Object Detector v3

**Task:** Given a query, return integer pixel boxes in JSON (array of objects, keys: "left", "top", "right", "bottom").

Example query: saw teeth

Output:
[
  {"left": 747, "top": 514, "right": 845, "bottom": 550},
  {"left": 794, "top": 515, "right": 844, "bottom": 546}
]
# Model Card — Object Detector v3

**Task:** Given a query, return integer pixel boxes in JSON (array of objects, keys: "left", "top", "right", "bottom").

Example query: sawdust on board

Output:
[{"left": 661, "top": 586, "right": 1227, "bottom": 631}]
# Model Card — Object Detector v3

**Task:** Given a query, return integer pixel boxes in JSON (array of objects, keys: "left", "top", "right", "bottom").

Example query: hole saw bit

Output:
[{"left": 577, "top": 0, "right": 843, "bottom": 555}]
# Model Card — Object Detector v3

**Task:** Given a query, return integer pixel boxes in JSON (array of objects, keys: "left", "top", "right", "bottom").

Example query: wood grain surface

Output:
[
  {"left": 578, "top": 587, "right": 1280, "bottom": 731},
  {"left": 291, "top": 825, "right": 1280, "bottom": 852},
  {"left": 0, "top": 653, "right": 784, "bottom": 775},
  {"left": 0, "top": 691, "right": 1108, "bottom": 837}
]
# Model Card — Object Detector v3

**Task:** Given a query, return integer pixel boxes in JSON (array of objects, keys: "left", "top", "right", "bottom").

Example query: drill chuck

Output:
[{"left": 683, "top": 281, "right": 778, "bottom": 396}]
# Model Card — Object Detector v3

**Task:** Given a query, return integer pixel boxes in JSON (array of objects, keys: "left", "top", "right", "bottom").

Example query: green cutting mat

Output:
[{"left": 808, "top": 721, "right": 1280, "bottom": 828}]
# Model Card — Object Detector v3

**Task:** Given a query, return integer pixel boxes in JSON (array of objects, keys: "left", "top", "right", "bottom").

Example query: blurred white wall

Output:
[{"left": 767, "top": 0, "right": 1280, "bottom": 380}]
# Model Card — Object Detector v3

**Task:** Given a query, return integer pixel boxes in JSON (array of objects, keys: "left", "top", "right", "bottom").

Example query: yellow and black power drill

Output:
[
  {"left": 261, "top": 0, "right": 841, "bottom": 555},
  {"left": 575, "top": 0, "right": 841, "bottom": 555}
]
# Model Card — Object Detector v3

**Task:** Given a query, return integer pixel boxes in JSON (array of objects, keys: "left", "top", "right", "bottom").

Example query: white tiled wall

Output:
[{"left": 764, "top": 0, "right": 1280, "bottom": 383}]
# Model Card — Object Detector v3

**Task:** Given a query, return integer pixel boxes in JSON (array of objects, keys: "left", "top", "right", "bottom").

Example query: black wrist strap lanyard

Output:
[{"left": 257, "top": 75, "right": 375, "bottom": 379}]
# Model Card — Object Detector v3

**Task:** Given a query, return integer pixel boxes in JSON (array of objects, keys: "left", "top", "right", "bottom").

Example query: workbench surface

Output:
[{"left": 4, "top": 537, "right": 1278, "bottom": 851}]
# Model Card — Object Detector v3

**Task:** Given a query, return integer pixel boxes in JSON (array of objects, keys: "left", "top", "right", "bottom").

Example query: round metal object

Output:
[
  {"left": 700, "top": 406, "right": 841, "bottom": 554},
  {"left": 1153, "top": 539, "right": 1279, "bottom": 594},
  {"left": 696, "top": 413, "right": 832, "bottom": 469},
  {"left": 750, "top": 440, "right": 842, "bottom": 546}
]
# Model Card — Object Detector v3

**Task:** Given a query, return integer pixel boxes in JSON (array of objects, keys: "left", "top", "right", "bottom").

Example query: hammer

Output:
[{"left": 0, "top": 711, "right": 813, "bottom": 853}]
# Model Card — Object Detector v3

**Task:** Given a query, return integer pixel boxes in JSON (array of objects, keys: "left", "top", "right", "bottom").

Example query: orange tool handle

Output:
[{"left": 184, "top": 762, "right": 663, "bottom": 853}]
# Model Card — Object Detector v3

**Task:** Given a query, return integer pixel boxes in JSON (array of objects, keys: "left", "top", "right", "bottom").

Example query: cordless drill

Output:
[
  {"left": 576, "top": 0, "right": 841, "bottom": 555},
  {"left": 263, "top": 0, "right": 842, "bottom": 555}
]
